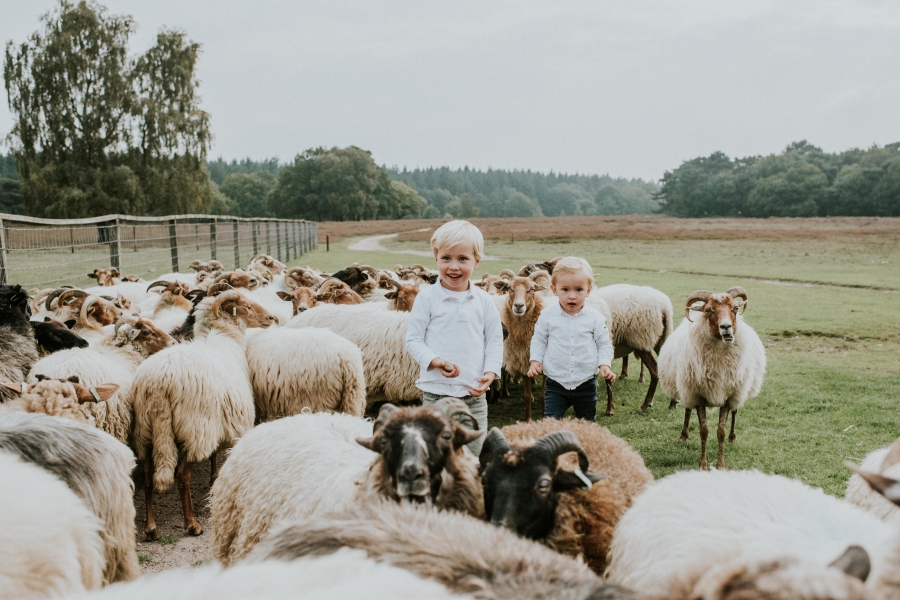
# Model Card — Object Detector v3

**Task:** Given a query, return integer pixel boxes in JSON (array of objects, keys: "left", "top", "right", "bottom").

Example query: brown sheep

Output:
[
  {"left": 383, "top": 279, "right": 420, "bottom": 312},
  {"left": 87, "top": 267, "right": 121, "bottom": 286},
  {"left": 479, "top": 418, "right": 653, "bottom": 575},
  {"left": 214, "top": 269, "right": 263, "bottom": 290},
  {"left": 284, "top": 267, "right": 324, "bottom": 289},
  {"left": 316, "top": 278, "right": 364, "bottom": 305},
  {"left": 276, "top": 287, "right": 318, "bottom": 315}
]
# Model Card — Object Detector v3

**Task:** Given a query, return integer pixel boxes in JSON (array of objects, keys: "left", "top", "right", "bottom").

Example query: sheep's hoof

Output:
[
  {"left": 605, "top": 410, "right": 614, "bottom": 417},
  {"left": 679, "top": 433, "right": 688, "bottom": 442},
  {"left": 145, "top": 527, "right": 158, "bottom": 541},
  {"left": 187, "top": 523, "right": 203, "bottom": 536},
  {"left": 717, "top": 461, "right": 726, "bottom": 470},
  {"left": 639, "top": 402, "right": 652, "bottom": 412},
  {"left": 638, "top": 375, "right": 646, "bottom": 383},
  {"left": 668, "top": 400, "right": 678, "bottom": 410},
  {"left": 699, "top": 460, "right": 709, "bottom": 471},
  {"left": 729, "top": 433, "right": 736, "bottom": 443}
]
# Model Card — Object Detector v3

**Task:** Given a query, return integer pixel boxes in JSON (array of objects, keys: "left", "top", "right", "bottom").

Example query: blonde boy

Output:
[
  {"left": 527, "top": 257, "right": 615, "bottom": 421},
  {"left": 405, "top": 220, "right": 503, "bottom": 454}
]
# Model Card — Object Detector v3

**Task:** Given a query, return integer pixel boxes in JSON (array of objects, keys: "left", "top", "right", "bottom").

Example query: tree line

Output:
[{"left": 657, "top": 141, "right": 900, "bottom": 218}]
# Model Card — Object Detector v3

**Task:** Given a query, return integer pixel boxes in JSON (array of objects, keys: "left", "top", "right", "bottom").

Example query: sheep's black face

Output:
[
  {"left": 0, "top": 284, "right": 29, "bottom": 316},
  {"left": 379, "top": 415, "right": 452, "bottom": 504},
  {"left": 480, "top": 451, "right": 559, "bottom": 540},
  {"left": 31, "top": 321, "right": 88, "bottom": 353}
]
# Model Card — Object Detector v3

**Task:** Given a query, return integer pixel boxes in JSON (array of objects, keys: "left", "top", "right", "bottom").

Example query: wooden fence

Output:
[{"left": 0, "top": 212, "right": 317, "bottom": 288}]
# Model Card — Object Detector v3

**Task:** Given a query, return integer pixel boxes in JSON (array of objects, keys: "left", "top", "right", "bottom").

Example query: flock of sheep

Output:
[{"left": 0, "top": 251, "right": 898, "bottom": 600}]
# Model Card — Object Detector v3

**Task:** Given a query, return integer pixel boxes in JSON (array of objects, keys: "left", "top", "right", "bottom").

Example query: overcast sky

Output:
[{"left": 2, "top": 1, "right": 898, "bottom": 180}]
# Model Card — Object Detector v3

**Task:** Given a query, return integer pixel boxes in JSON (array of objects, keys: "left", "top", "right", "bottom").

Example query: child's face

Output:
[
  {"left": 551, "top": 270, "right": 591, "bottom": 315},
  {"left": 435, "top": 242, "right": 479, "bottom": 292}
]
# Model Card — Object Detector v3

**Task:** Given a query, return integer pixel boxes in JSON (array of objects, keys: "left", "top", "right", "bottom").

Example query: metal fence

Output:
[{"left": 0, "top": 212, "right": 318, "bottom": 289}]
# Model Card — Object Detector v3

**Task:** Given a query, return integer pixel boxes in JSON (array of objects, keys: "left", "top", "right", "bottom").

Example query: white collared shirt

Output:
[
  {"left": 530, "top": 301, "right": 614, "bottom": 390},
  {"left": 405, "top": 279, "right": 504, "bottom": 397}
]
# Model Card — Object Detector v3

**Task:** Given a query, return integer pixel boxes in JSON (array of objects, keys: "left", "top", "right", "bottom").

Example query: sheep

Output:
[
  {"left": 275, "top": 286, "right": 318, "bottom": 315},
  {"left": 61, "top": 549, "right": 469, "bottom": 600},
  {"left": 246, "top": 326, "right": 366, "bottom": 422},
  {"left": 188, "top": 259, "right": 225, "bottom": 274},
  {"left": 84, "top": 281, "right": 151, "bottom": 308},
  {"left": 131, "top": 290, "right": 275, "bottom": 539},
  {"left": 0, "top": 409, "right": 139, "bottom": 584},
  {"left": 286, "top": 303, "right": 422, "bottom": 403},
  {"left": 382, "top": 278, "right": 420, "bottom": 311},
  {"left": 143, "top": 280, "right": 193, "bottom": 332},
  {"left": 120, "top": 274, "right": 144, "bottom": 283},
  {"left": 518, "top": 257, "right": 562, "bottom": 277},
  {"left": 248, "top": 253, "right": 286, "bottom": 278},
  {"left": 0, "top": 284, "right": 41, "bottom": 402},
  {"left": 31, "top": 318, "right": 89, "bottom": 355},
  {"left": 845, "top": 436, "right": 900, "bottom": 524},
  {"left": 3, "top": 376, "right": 120, "bottom": 432},
  {"left": 493, "top": 273, "right": 546, "bottom": 420},
  {"left": 251, "top": 501, "right": 634, "bottom": 600},
  {"left": 330, "top": 263, "right": 379, "bottom": 297},
  {"left": 657, "top": 287, "right": 766, "bottom": 470},
  {"left": 23, "top": 317, "right": 176, "bottom": 445},
  {"left": 214, "top": 268, "right": 264, "bottom": 290},
  {"left": 66, "top": 294, "right": 123, "bottom": 346},
  {"left": 479, "top": 418, "right": 652, "bottom": 574},
  {"left": 209, "top": 399, "right": 484, "bottom": 566},
  {"left": 0, "top": 450, "right": 105, "bottom": 598},
  {"left": 473, "top": 269, "right": 514, "bottom": 296},
  {"left": 283, "top": 266, "right": 324, "bottom": 289},
  {"left": 604, "top": 469, "right": 892, "bottom": 599},
  {"left": 316, "top": 277, "right": 365, "bottom": 305},
  {"left": 87, "top": 267, "right": 121, "bottom": 286},
  {"left": 592, "top": 283, "right": 673, "bottom": 413}
]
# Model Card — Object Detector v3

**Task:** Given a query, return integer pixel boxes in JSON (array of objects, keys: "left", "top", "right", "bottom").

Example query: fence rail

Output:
[{"left": 0, "top": 212, "right": 318, "bottom": 289}]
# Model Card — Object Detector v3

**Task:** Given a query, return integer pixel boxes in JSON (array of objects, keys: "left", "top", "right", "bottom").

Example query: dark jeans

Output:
[{"left": 544, "top": 377, "right": 597, "bottom": 422}]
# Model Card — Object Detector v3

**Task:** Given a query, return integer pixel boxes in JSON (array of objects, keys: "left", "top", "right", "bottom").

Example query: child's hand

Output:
[
  {"left": 527, "top": 360, "right": 543, "bottom": 378},
  {"left": 429, "top": 357, "right": 460, "bottom": 378},
  {"left": 468, "top": 372, "right": 496, "bottom": 397},
  {"left": 599, "top": 364, "right": 616, "bottom": 383}
]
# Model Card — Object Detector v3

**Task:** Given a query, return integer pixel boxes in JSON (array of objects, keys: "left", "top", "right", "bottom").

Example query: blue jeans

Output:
[
  {"left": 422, "top": 391, "right": 487, "bottom": 456},
  {"left": 544, "top": 377, "right": 597, "bottom": 422}
]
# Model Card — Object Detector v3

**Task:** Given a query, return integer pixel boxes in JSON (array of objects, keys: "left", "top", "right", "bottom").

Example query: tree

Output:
[
  {"left": 220, "top": 171, "right": 276, "bottom": 217},
  {"left": 446, "top": 193, "right": 480, "bottom": 218},
  {"left": 544, "top": 183, "right": 590, "bottom": 216},
  {"left": 387, "top": 180, "right": 426, "bottom": 219},
  {"left": 3, "top": 1, "right": 212, "bottom": 217},
  {"left": 502, "top": 188, "right": 542, "bottom": 217},
  {"left": 747, "top": 163, "right": 827, "bottom": 217}
]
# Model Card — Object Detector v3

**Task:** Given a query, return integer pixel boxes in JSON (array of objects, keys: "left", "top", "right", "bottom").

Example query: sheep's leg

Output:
[
  {"left": 679, "top": 408, "right": 691, "bottom": 441},
  {"left": 524, "top": 376, "right": 534, "bottom": 421},
  {"left": 716, "top": 407, "right": 728, "bottom": 470},
  {"left": 144, "top": 459, "right": 158, "bottom": 540},
  {"left": 176, "top": 457, "right": 203, "bottom": 536},
  {"left": 729, "top": 410, "right": 738, "bottom": 443},
  {"left": 500, "top": 370, "right": 510, "bottom": 398},
  {"left": 209, "top": 451, "right": 218, "bottom": 486},
  {"left": 619, "top": 354, "right": 629, "bottom": 380},
  {"left": 697, "top": 406, "right": 709, "bottom": 471},
  {"left": 638, "top": 356, "right": 646, "bottom": 383},
  {"left": 605, "top": 379, "right": 615, "bottom": 417},
  {"left": 636, "top": 350, "right": 659, "bottom": 412}
]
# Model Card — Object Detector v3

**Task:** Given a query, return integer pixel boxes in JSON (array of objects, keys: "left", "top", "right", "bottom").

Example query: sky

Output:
[{"left": 1, "top": 0, "right": 899, "bottom": 181}]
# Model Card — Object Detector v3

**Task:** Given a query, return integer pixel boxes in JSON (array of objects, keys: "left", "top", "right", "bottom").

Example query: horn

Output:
[
  {"left": 384, "top": 278, "right": 402, "bottom": 290},
  {"left": 146, "top": 280, "right": 172, "bottom": 292},
  {"left": 479, "top": 427, "right": 511, "bottom": 472},
  {"left": 188, "top": 260, "right": 203, "bottom": 271},
  {"left": 684, "top": 290, "right": 713, "bottom": 322},
  {"left": 726, "top": 286, "right": 748, "bottom": 303},
  {"left": 432, "top": 397, "right": 479, "bottom": 430},
  {"left": 80, "top": 296, "right": 101, "bottom": 330},
  {"left": 518, "top": 264, "right": 537, "bottom": 276},
  {"left": 498, "top": 269, "right": 516, "bottom": 280},
  {"left": 408, "top": 264, "right": 427, "bottom": 272},
  {"left": 55, "top": 289, "right": 88, "bottom": 309},
  {"left": 46, "top": 287, "right": 81, "bottom": 311},
  {"left": 531, "top": 430, "right": 590, "bottom": 473},
  {"left": 528, "top": 270, "right": 551, "bottom": 286},
  {"left": 205, "top": 282, "right": 234, "bottom": 297},
  {"left": 372, "top": 403, "right": 398, "bottom": 435},
  {"left": 359, "top": 265, "right": 379, "bottom": 279},
  {"left": 208, "top": 260, "right": 225, "bottom": 272}
]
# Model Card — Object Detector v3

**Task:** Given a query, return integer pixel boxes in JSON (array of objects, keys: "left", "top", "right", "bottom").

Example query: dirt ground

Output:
[{"left": 132, "top": 454, "right": 221, "bottom": 573}]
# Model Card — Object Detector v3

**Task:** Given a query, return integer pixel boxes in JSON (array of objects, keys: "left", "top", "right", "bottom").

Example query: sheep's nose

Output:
[
  {"left": 514, "top": 302, "right": 524, "bottom": 311},
  {"left": 720, "top": 322, "right": 733, "bottom": 332},
  {"left": 297, "top": 307, "right": 307, "bottom": 313}
]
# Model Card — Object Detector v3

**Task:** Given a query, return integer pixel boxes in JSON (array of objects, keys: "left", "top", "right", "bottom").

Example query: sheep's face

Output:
[
  {"left": 277, "top": 287, "right": 318, "bottom": 315},
  {"left": 32, "top": 319, "right": 88, "bottom": 354},
  {"left": 496, "top": 276, "right": 545, "bottom": 317},
  {"left": 357, "top": 405, "right": 482, "bottom": 504},
  {"left": 115, "top": 318, "right": 177, "bottom": 357},
  {"left": 219, "top": 270, "right": 261, "bottom": 291},
  {"left": 284, "top": 268, "right": 322, "bottom": 290},
  {"left": 384, "top": 283, "right": 420, "bottom": 312},
  {"left": 0, "top": 284, "right": 30, "bottom": 316},
  {"left": 317, "top": 281, "right": 363, "bottom": 305},
  {"left": 87, "top": 268, "right": 120, "bottom": 286},
  {"left": 475, "top": 275, "right": 503, "bottom": 295},
  {"left": 82, "top": 297, "right": 122, "bottom": 328},
  {"left": 479, "top": 429, "right": 605, "bottom": 541},
  {"left": 213, "top": 293, "right": 277, "bottom": 328},
  {"left": 686, "top": 289, "right": 748, "bottom": 344}
]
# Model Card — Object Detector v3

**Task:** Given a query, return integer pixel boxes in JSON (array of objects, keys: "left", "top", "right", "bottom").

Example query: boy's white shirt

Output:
[
  {"left": 405, "top": 279, "right": 504, "bottom": 398},
  {"left": 530, "top": 301, "right": 614, "bottom": 390}
]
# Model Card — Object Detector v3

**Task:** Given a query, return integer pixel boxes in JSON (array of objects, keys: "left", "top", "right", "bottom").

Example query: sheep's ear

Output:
[
  {"left": 473, "top": 281, "right": 485, "bottom": 288},
  {"left": 64, "top": 319, "right": 77, "bottom": 329},
  {"left": 75, "top": 383, "right": 120, "bottom": 403},
  {"left": 0, "top": 382, "right": 24, "bottom": 395},
  {"left": 846, "top": 461, "right": 900, "bottom": 506},
  {"left": 87, "top": 272, "right": 98, "bottom": 278},
  {"left": 533, "top": 284, "right": 546, "bottom": 292},
  {"left": 276, "top": 291, "right": 291, "bottom": 301},
  {"left": 829, "top": 545, "right": 870, "bottom": 582},
  {"left": 384, "top": 291, "right": 397, "bottom": 300},
  {"left": 493, "top": 280, "right": 508, "bottom": 292},
  {"left": 553, "top": 469, "right": 606, "bottom": 492}
]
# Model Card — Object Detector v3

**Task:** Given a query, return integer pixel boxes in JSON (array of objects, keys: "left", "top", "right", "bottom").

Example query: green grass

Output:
[
  {"left": 138, "top": 552, "right": 153, "bottom": 564},
  {"left": 194, "top": 558, "right": 213, "bottom": 567},
  {"left": 157, "top": 534, "right": 179, "bottom": 546},
  {"left": 290, "top": 230, "right": 900, "bottom": 497}
]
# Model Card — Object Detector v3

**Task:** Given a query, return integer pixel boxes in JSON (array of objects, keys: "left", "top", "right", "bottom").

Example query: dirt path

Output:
[{"left": 348, "top": 233, "right": 504, "bottom": 261}]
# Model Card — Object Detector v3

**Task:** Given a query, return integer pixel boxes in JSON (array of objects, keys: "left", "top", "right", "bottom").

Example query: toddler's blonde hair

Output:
[
  {"left": 431, "top": 220, "right": 484, "bottom": 261},
  {"left": 551, "top": 256, "right": 594, "bottom": 288}
]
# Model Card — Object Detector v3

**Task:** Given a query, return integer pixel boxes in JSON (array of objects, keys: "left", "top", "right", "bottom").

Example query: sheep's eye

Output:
[
  {"left": 442, "top": 431, "right": 452, "bottom": 440},
  {"left": 705, "top": 308, "right": 713, "bottom": 314},
  {"left": 536, "top": 477, "right": 552, "bottom": 495}
]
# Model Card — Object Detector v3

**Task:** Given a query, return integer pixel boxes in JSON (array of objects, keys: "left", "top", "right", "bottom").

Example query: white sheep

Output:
[
  {"left": 0, "top": 409, "right": 139, "bottom": 585},
  {"left": 61, "top": 549, "right": 468, "bottom": 600},
  {"left": 210, "top": 400, "right": 484, "bottom": 566},
  {"left": 0, "top": 450, "right": 105, "bottom": 599},
  {"left": 591, "top": 283, "right": 673, "bottom": 412},
  {"left": 286, "top": 302, "right": 422, "bottom": 403},
  {"left": 131, "top": 290, "right": 275, "bottom": 539},
  {"left": 246, "top": 326, "right": 366, "bottom": 422},
  {"left": 657, "top": 287, "right": 766, "bottom": 470},
  {"left": 605, "top": 469, "right": 891, "bottom": 599},
  {"left": 846, "top": 437, "right": 900, "bottom": 524}
]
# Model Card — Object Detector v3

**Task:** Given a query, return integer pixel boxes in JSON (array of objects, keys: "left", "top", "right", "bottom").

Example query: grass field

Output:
[{"left": 300, "top": 216, "right": 900, "bottom": 496}]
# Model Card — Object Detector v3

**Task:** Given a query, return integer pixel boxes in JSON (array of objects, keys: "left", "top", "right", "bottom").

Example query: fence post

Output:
[
  {"left": 232, "top": 220, "right": 240, "bottom": 269},
  {"left": 303, "top": 222, "right": 308, "bottom": 254},
  {"left": 210, "top": 218, "right": 217, "bottom": 261},
  {"left": 109, "top": 218, "right": 122, "bottom": 270},
  {"left": 0, "top": 218, "right": 8, "bottom": 285},
  {"left": 168, "top": 219, "right": 179, "bottom": 272},
  {"left": 70, "top": 227, "right": 76, "bottom": 254},
  {"left": 132, "top": 225, "right": 137, "bottom": 252},
  {"left": 289, "top": 221, "right": 296, "bottom": 261},
  {"left": 266, "top": 222, "right": 272, "bottom": 256},
  {"left": 275, "top": 222, "right": 282, "bottom": 263},
  {"left": 252, "top": 222, "right": 259, "bottom": 255}
]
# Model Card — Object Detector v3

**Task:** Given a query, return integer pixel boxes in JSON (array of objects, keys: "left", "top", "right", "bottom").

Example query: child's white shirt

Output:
[
  {"left": 530, "top": 301, "right": 614, "bottom": 390},
  {"left": 405, "top": 279, "right": 503, "bottom": 397}
]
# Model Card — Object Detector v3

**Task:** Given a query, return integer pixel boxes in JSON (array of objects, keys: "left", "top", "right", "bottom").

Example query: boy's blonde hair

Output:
[
  {"left": 431, "top": 220, "right": 484, "bottom": 261},
  {"left": 551, "top": 256, "right": 594, "bottom": 288}
]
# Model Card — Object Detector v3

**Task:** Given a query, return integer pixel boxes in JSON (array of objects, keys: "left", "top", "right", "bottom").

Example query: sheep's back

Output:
[
  {"left": 592, "top": 284, "right": 672, "bottom": 353},
  {"left": 210, "top": 411, "right": 375, "bottom": 565},
  {"left": 0, "top": 328, "right": 38, "bottom": 401}
]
